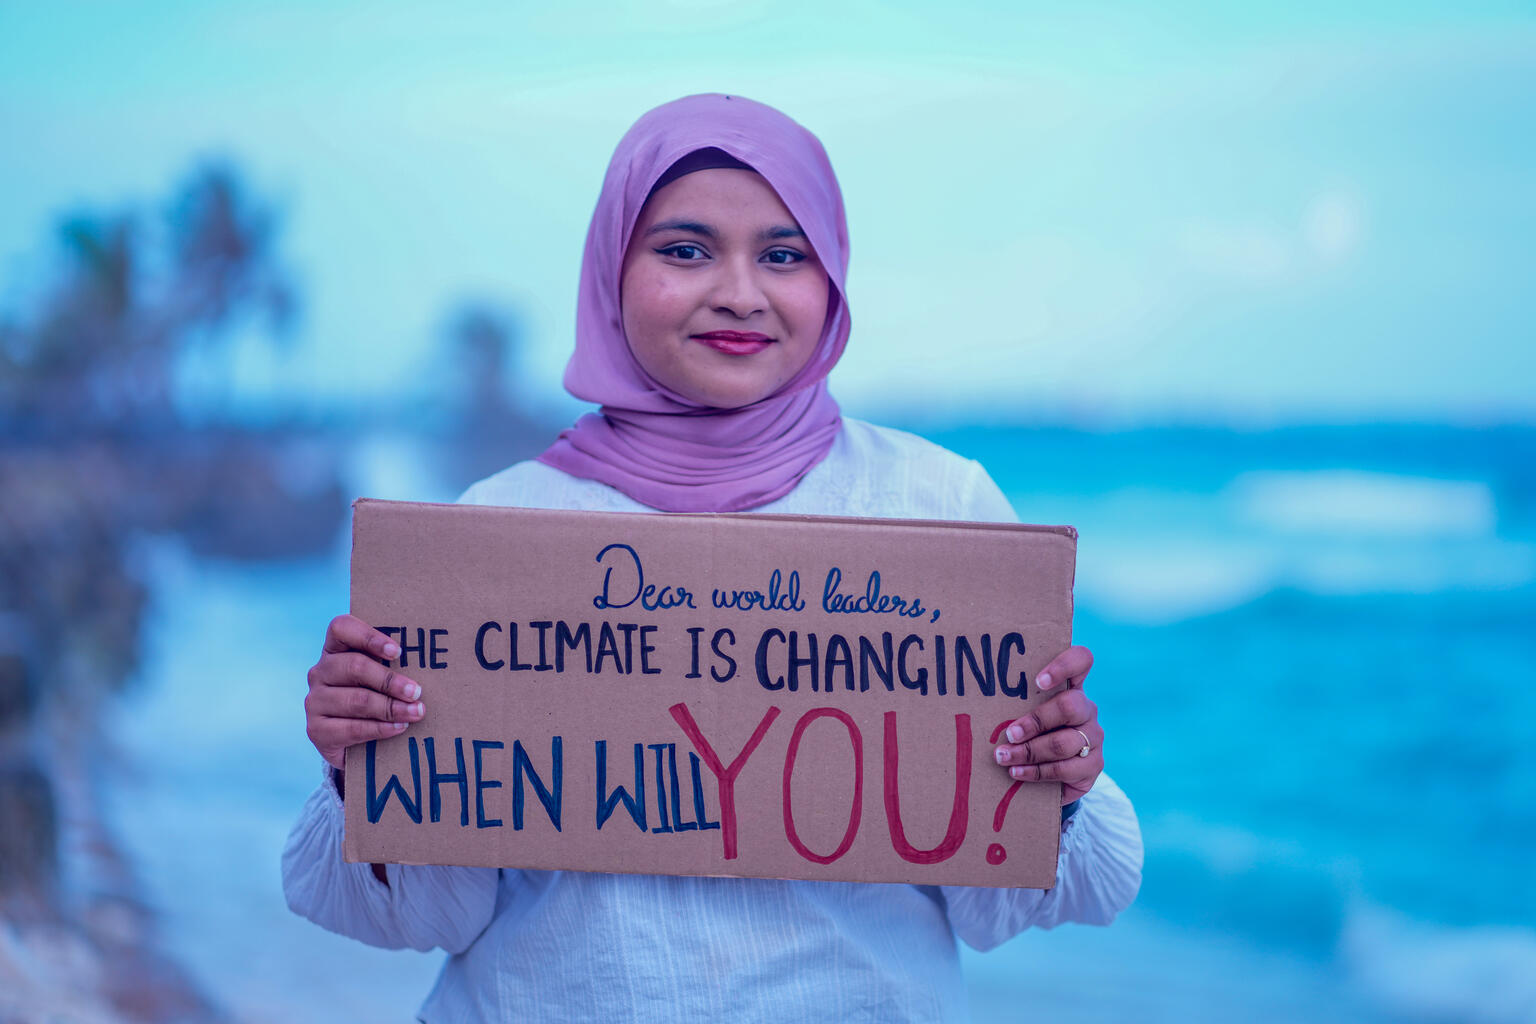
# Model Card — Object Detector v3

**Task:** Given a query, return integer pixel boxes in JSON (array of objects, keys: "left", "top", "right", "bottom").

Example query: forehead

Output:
[{"left": 634, "top": 168, "right": 800, "bottom": 231}]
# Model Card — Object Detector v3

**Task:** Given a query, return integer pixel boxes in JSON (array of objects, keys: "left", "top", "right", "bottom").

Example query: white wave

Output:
[
  {"left": 1078, "top": 536, "right": 1536, "bottom": 623},
  {"left": 1075, "top": 540, "right": 1276, "bottom": 624},
  {"left": 1341, "top": 904, "right": 1536, "bottom": 1024},
  {"left": 1281, "top": 538, "right": 1536, "bottom": 596},
  {"left": 1068, "top": 480, "right": 1534, "bottom": 622},
  {"left": 1230, "top": 470, "right": 1498, "bottom": 537}
]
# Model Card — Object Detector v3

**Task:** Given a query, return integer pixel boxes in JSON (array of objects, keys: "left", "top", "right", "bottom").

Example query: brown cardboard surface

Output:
[{"left": 344, "top": 499, "right": 1076, "bottom": 888}]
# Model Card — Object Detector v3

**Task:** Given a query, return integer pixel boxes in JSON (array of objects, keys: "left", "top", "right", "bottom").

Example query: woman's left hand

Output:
[{"left": 992, "top": 645, "right": 1102, "bottom": 804}]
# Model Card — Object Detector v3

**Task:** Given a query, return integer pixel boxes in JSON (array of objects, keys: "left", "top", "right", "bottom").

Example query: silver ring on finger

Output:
[{"left": 1074, "top": 728, "right": 1091, "bottom": 758}]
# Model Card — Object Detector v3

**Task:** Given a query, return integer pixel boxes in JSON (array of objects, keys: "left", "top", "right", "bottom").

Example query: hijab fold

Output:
[{"left": 536, "top": 94, "right": 851, "bottom": 513}]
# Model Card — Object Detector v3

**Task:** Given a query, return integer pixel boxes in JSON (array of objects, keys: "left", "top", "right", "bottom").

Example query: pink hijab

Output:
[{"left": 536, "top": 94, "right": 850, "bottom": 513}]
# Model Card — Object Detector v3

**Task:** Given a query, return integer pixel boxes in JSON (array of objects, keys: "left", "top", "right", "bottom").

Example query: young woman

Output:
[{"left": 285, "top": 93, "right": 1142, "bottom": 1022}]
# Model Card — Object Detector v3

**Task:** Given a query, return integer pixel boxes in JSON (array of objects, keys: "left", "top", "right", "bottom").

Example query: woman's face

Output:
[{"left": 620, "top": 168, "right": 831, "bottom": 409}]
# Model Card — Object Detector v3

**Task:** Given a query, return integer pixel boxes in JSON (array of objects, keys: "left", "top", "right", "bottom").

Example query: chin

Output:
[
  {"left": 683, "top": 377, "right": 783, "bottom": 411},
  {"left": 693, "top": 393, "right": 767, "bottom": 411}
]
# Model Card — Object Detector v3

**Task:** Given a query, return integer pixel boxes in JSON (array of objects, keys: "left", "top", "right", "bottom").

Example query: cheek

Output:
[
  {"left": 621, "top": 265, "right": 690, "bottom": 341},
  {"left": 781, "top": 273, "right": 832, "bottom": 352}
]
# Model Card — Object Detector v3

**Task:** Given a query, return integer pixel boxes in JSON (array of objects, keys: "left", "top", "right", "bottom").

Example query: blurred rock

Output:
[
  {"left": 0, "top": 654, "right": 32, "bottom": 727},
  {"left": 0, "top": 759, "right": 56, "bottom": 897}
]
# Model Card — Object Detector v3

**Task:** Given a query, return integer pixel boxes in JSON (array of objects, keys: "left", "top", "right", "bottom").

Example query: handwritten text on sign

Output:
[{"left": 344, "top": 501, "right": 1076, "bottom": 888}]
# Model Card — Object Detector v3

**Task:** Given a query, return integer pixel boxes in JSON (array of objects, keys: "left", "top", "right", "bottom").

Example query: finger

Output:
[
  {"left": 1036, "top": 645, "right": 1093, "bottom": 692},
  {"left": 999, "top": 690, "right": 1095, "bottom": 745},
  {"left": 995, "top": 721, "right": 1103, "bottom": 767},
  {"left": 323, "top": 614, "right": 401, "bottom": 662},
  {"left": 312, "top": 716, "right": 413, "bottom": 755},
  {"left": 307, "top": 685, "right": 425, "bottom": 724},
  {"left": 314, "top": 651, "right": 422, "bottom": 703},
  {"left": 1006, "top": 750, "right": 1103, "bottom": 784},
  {"left": 1001, "top": 687, "right": 1099, "bottom": 746}
]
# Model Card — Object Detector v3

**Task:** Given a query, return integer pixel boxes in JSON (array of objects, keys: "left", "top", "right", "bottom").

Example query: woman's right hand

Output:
[{"left": 305, "top": 614, "right": 426, "bottom": 770}]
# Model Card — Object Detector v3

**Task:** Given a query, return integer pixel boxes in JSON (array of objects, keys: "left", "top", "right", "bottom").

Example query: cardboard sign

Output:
[{"left": 344, "top": 499, "right": 1076, "bottom": 888}]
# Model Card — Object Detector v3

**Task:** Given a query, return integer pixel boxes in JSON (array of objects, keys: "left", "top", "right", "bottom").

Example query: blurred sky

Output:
[{"left": 2, "top": 1, "right": 1533, "bottom": 424}]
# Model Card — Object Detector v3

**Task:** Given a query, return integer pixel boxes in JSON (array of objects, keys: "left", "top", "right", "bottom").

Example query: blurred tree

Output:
[
  {"left": 451, "top": 303, "right": 517, "bottom": 430},
  {"left": 0, "top": 163, "right": 341, "bottom": 1021},
  {"left": 1, "top": 161, "right": 335, "bottom": 700},
  {"left": 439, "top": 299, "right": 548, "bottom": 488},
  {"left": 1, "top": 163, "right": 297, "bottom": 436}
]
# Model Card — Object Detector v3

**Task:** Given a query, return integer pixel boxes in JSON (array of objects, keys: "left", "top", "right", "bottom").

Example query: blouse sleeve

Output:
[
  {"left": 954, "top": 458, "right": 1023, "bottom": 525},
  {"left": 938, "top": 772, "right": 1143, "bottom": 951},
  {"left": 281, "top": 764, "right": 501, "bottom": 954},
  {"left": 941, "top": 457, "right": 1144, "bottom": 948}
]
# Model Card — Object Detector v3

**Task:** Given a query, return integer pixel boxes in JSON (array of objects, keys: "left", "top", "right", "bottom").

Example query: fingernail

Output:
[
  {"left": 1010, "top": 766, "right": 1026, "bottom": 779},
  {"left": 392, "top": 721, "right": 407, "bottom": 731},
  {"left": 995, "top": 748, "right": 1009, "bottom": 764},
  {"left": 404, "top": 682, "right": 421, "bottom": 700},
  {"left": 383, "top": 642, "right": 401, "bottom": 659},
  {"left": 1006, "top": 724, "right": 1025, "bottom": 744},
  {"left": 1037, "top": 672, "right": 1054, "bottom": 690},
  {"left": 409, "top": 702, "right": 424, "bottom": 718}
]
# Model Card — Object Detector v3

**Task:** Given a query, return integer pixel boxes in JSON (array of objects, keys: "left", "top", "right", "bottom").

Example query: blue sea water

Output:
[{"left": 107, "top": 422, "right": 1536, "bottom": 1023}]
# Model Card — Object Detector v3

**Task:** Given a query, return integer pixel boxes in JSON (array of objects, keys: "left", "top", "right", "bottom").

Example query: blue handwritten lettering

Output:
[
  {"left": 513, "top": 737, "right": 562, "bottom": 832},
  {"left": 649, "top": 743, "right": 674, "bottom": 834},
  {"left": 473, "top": 740, "right": 504, "bottom": 828},
  {"left": 712, "top": 569, "right": 806, "bottom": 613},
  {"left": 595, "top": 740, "right": 647, "bottom": 832},
  {"left": 424, "top": 736, "right": 469, "bottom": 827},
  {"left": 821, "top": 567, "right": 934, "bottom": 620},
  {"left": 365, "top": 737, "right": 422, "bottom": 825},
  {"left": 593, "top": 543, "right": 698, "bottom": 611}
]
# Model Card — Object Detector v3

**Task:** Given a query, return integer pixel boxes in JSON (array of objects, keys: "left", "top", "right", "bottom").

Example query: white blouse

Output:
[{"left": 282, "top": 418, "right": 1143, "bottom": 1022}]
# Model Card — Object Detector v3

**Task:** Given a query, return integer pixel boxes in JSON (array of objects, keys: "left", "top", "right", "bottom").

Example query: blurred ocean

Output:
[{"left": 107, "top": 421, "right": 1536, "bottom": 1023}]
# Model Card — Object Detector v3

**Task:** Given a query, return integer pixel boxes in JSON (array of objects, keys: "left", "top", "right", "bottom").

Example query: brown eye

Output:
[
  {"left": 762, "top": 248, "right": 805, "bottom": 265},
  {"left": 658, "top": 244, "right": 706, "bottom": 261}
]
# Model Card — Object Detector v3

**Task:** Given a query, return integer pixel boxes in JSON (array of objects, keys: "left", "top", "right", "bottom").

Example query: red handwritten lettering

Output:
[
  {"left": 669, "top": 702, "right": 780, "bottom": 860},
  {"left": 782, "top": 708, "right": 863, "bottom": 864},
  {"left": 883, "top": 711, "right": 971, "bottom": 864}
]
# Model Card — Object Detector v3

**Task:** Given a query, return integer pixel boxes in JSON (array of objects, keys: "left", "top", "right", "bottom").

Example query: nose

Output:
[{"left": 707, "top": 255, "right": 767, "bottom": 319}]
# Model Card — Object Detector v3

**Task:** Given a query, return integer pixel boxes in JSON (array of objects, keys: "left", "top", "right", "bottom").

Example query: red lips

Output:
[{"left": 691, "top": 330, "right": 773, "bottom": 355}]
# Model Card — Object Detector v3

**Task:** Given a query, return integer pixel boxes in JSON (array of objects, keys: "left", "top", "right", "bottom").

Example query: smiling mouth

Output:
[{"left": 691, "top": 331, "right": 774, "bottom": 355}]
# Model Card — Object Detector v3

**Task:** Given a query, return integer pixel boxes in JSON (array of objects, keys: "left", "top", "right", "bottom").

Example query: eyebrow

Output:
[{"left": 643, "top": 219, "right": 806, "bottom": 242}]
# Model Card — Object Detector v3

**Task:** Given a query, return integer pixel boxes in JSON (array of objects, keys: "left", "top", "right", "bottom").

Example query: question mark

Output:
[{"left": 986, "top": 720, "right": 1025, "bottom": 865}]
